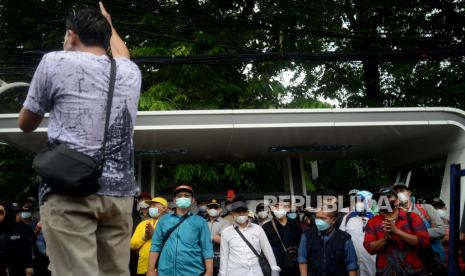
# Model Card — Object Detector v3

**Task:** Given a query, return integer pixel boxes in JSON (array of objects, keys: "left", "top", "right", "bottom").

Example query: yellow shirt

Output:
[{"left": 130, "top": 218, "right": 158, "bottom": 274}]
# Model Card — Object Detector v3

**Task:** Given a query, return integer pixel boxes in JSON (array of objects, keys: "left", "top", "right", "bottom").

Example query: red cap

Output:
[
  {"left": 226, "top": 189, "right": 235, "bottom": 200},
  {"left": 138, "top": 192, "right": 152, "bottom": 199},
  {"left": 173, "top": 185, "right": 194, "bottom": 196}
]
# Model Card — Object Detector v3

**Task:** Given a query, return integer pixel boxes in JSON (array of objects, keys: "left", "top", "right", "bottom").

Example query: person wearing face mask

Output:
[
  {"left": 19, "top": 207, "right": 37, "bottom": 232},
  {"left": 130, "top": 192, "right": 152, "bottom": 276},
  {"left": 393, "top": 183, "right": 445, "bottom": 239},
  {"left": 137, "top": 192, "right": 152, "bottom": 221},
  {"left": 197, "top": 198, "right": 209, "bottom": 219},
  {"left": 219, "top": 200, "right": 280, "bottom": 276},
  {"left": 0, "top": 202, "right": 34, "bottom": 276},
  {"left": 206, "top": 199, "right": 231, "bottom": 275},
  {"left": 340, "top": 190, "right": 376, "bottom": 276},
  {"left": 221, "top": 190, "right": 236, "bottom": 225},
  {"left": 254, "top": 203, "right": 270, "bottom": 226},
  {"left": 298, "top": 205, "right": 359, "bottom": 276},
  {"left": 130, "top": 197, "right": 168, "bottom": 276},
  {"left": 262, "top": 201, "right": 302, "bottom": 275},
  {"left": 147, "top": 185, "right": 213, "bottom": 276},
  {"left": 364, "top": 187, "right": 430, "bottom": 275},
  {"left": 430, "top": 197, "right": 465, "bottom": 272},
  {"left": 392, "top": 183, "right": 447, "bottom": 274}
]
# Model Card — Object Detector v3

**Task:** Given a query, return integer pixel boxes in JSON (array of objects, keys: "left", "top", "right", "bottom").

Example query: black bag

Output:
[
  {"left": 234, "top": 226, "right": 272, "bottom": 276},
  {"left": 271, "top": 219, "right": 299, "bottom": 270},
  {"left": 32, "top": 58, "right": 116, "bottom": 197}
]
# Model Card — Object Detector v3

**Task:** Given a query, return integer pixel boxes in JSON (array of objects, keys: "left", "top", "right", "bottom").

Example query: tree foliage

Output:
[{"left": 1, "top": 0, "right": 464, "bottom": 195}]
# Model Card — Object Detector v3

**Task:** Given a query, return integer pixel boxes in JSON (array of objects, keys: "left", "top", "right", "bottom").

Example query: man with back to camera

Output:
[{"left": 18, "top": 2, "right": 141, "bottom": 275}]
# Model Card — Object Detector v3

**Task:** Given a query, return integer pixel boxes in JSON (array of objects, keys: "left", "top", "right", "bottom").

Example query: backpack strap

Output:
[
  {"left": 415, "top": 203, "right": 431, "bottom": 222},
  {"left": 406, "top": 211, "right": 413, "bottom": 232}
]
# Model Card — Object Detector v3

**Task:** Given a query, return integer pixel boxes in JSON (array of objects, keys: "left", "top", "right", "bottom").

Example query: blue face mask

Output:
[
  {"left": 315, "top": 218, "right": 331, "bottom": 232},
  {"left": 148, "top": 207, "right": 159, "bottom": 218},
  {"left": 176, "top": 197, "right": 192, "bottom": 209},
  {"left": 21, "top": 212, "right": 32, "bottom": 219},
  {"left": 287, "top": 212, "right": 298, "bottom": 220}
]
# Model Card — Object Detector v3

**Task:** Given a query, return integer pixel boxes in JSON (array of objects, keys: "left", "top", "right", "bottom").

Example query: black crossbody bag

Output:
[
  {"left": 32, "top": 58, "right": 116, "bottom": 197},
  {"left": 271, "top": 219, "right": 299, "bottom": 270},
  {"left": 234, "top": 226, "right": 272, "bottom": 276}
]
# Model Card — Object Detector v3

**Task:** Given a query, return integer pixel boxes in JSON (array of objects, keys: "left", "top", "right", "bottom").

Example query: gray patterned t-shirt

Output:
[{"left": 24, "top": 51, "right": 141, "bottom": 198}]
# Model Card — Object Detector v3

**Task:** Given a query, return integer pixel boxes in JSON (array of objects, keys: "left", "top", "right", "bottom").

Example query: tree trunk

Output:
[{"left": 362, "top": 58, "right": 382, "bottom": 107}]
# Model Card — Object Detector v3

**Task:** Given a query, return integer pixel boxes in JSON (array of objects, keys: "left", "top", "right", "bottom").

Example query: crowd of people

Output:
[
  {"left": 2, "top": 2, "right": 463, "bottom": 276},
  {"left": 123, "top": 183, "right": 460, "bottom": 276},
  {"left": 0, "top": 182, "right": 462, "bottom": 276},
  {"left": 0, "top": 197, "right": 50, "bottom": 276}
]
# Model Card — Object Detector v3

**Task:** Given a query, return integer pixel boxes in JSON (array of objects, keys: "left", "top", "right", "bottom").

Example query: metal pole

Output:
[{"left": 449, "top": 164, "right": 461, "bottom": 276}]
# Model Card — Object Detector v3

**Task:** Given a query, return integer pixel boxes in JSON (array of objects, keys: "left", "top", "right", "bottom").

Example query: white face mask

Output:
[
  {"left": 207, "top": 209, "right": 219, "bottom": 217},
  {"left": 138, "top": 201, "right": 149, "bottom": 209},
  {"left": 355, "top": 202, "right": 365, "bottom": 212},
  {"left": 273, "top": 209, "right": 287, "bottom": 219},
  {"left": 397, "top": 192, "right": 409, "bottom": 203},
  {"left": 235, "top": 215, "right": 248, "bottom": 224},
  {"left": 148, "top": 207, "right": 159, "bottom": 218},
  {"left": 437, "top": 209, "right": 448, "bottom": 219},
  {"left": 257, "top": 211, "right": 269, "bottom": 219}
]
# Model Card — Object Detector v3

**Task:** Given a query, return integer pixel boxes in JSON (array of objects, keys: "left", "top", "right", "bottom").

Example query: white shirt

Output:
[
  {"left": 219, "top": 223, "right": 280, "bottom": 276},
  {"left": 340, "top": 214, "right": 376, "bottom": 276}
]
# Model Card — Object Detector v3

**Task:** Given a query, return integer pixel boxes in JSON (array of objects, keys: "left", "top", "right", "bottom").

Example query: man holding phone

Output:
[
  {"left": 18, "top": 2, "right": 141, "bottom": 275},
  {"left": 364, "top": 187, "right": 430, "bottom": 275}
]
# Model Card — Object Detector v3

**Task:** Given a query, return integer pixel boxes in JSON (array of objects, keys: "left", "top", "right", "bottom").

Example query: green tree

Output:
[{"left": 1, "top": 0, "right": 464, "bottom": 195}]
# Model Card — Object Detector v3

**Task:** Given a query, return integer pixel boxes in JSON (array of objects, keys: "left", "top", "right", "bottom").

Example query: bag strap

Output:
[
  {"left": 99, "top": 58, "right": 117, "bottom": 166},
  {"left": 271, "top": 218, "right": 287, "bottom": 251},
  {"left": 234, "top": 226, "right": 260, "bottom": 258},
  {"left": 415, "top": 204, "right": 431, "bottom": 222},
  {"left": 406, "top": 211, "right": 413, "bottom": 232},
  {"left": 155, "top": 214, "right": 190, "bottom": 268}
]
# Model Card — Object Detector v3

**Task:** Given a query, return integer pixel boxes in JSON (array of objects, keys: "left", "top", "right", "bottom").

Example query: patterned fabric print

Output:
[
  {"left": 363, "top": 209, "right": 429, "bottom": 276},
  {"left": 23, "top": 51, "right": 141, "bottom": 199}
]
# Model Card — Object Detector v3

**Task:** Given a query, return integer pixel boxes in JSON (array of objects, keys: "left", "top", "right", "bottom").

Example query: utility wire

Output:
[{"left": 2, "top": 49, "right": 465, "bottom": 67}]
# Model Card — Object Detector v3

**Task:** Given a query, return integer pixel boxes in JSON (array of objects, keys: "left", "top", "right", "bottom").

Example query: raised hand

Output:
[{"left": 99, "top": 1, "right": 113, "bottom": 27}]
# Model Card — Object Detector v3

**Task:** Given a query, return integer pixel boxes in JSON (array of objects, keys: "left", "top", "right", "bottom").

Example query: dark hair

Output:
[
  {"left": 66, "top": 8, "right": 111, "bottom": 49},
  {"left": 0, "top": 201, "right": 16, "bottom": 233}
]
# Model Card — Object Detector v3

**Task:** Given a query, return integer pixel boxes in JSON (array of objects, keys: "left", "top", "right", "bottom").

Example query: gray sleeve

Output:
[
  {"left": 23, "top": 54, "right": 52, "bottom": 114},
  {"left": 219, "top": 220, "right": 231, "bottom": 235},
  {"left": 425, "top": 204, "right": 445, "bottom": 239}
]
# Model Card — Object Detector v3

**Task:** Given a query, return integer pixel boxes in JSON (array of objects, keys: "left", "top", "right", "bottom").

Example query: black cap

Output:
[
  {"left": 431, "top": 197, "right": 446, "bottom": 208},
  {"left": 256, "top": 203, "right": 266, "bottom": 212},
  {"left": 207, "top": 199, "right": 220, "bottom": 208},
  {"left": 373, "top": 187, "right": 398, "bottom": 201},
  {"left": 231, "top": 201, "right": 248, "bottom": 211},
  {"left": 392, "top": 182, "right": 409, "bottom": 191}
]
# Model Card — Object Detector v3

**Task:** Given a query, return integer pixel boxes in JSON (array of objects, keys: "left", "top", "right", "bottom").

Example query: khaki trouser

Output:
[{"left": 40, "top": 194, "right": 133, "bottom": 276}]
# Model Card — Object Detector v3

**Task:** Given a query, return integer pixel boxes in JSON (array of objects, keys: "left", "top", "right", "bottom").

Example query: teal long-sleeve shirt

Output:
[{"left": 150, "top": 212, "right": 214, "bottom": 276}]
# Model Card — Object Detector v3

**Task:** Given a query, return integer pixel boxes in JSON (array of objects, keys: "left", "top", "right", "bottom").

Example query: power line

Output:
[
  {"left": 131, "top": 49, "right": 465, "bottom": 65},
  {"left": 2, "top": 49, "right": 464, "bottom": 67}
]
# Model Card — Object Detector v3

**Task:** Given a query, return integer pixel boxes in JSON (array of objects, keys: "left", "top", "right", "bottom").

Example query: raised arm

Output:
[{"left": 99, "top": 2, "right": 130, "bottom": 58}]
